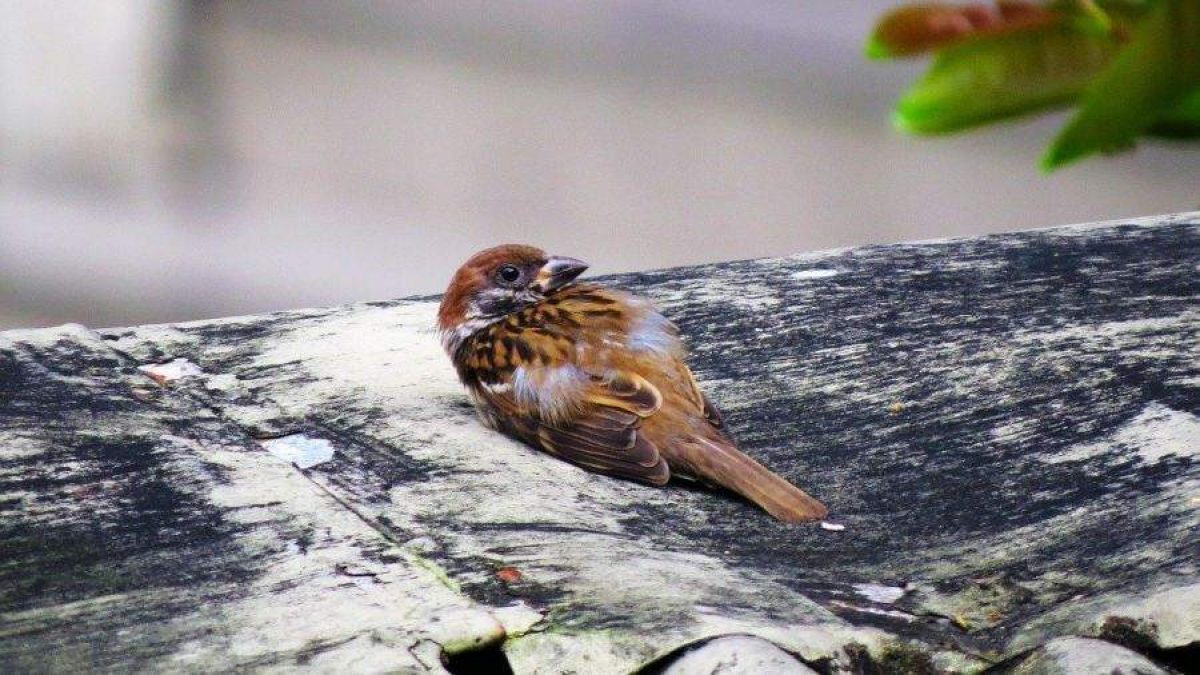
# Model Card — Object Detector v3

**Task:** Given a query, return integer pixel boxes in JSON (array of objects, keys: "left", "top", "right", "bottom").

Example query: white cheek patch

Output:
[
  {"left": 626, "top": 310, "right": 679, "bottom": 355},
  {"left": 445, "top": 288, "right": 545, "bottom": 355},
  {"left": 512, "top": 364, "right": 588, "bottom": 421},
  {"left": 441, "top": 318, "right": 495, "bottom": 354},
  {"left": 469, "top": 289, "right": 515, "bottom": 319},
  {"left": 516, "top": 288, "right": 542, "bottom": 306}
]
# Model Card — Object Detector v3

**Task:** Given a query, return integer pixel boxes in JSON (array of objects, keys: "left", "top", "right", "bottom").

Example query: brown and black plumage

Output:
[{"left": 438, "top": 244, "right": 828, "bottom": 522}]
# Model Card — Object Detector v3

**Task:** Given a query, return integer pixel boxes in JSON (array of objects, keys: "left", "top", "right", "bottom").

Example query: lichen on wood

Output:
[{"left": 3, "top": 213, "right": 1199, "bottom": 672}]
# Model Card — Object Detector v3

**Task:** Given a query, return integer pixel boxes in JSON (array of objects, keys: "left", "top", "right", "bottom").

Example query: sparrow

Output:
[{"left": 437, "top": 244, "right": 828, "bottom": 523}]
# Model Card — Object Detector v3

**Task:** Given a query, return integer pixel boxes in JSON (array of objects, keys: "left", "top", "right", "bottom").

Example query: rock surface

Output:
[
  {"left": 660, "top": 636, "right": 815, "bottom": 674},
  {"left": 2, "top": 213, "right": 1198, "bottom": 672},
  {"left": 1008, "top": 637, "right": 1170, "bottom": 675}
]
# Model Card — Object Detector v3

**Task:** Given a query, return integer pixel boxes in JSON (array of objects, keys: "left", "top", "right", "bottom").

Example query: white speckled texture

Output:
[
  {"left": 3, "top": 213, "right": 1198, "bottom": 672},
  {"left": 663, "top": 636, "right": 815, "bottom": 675}
]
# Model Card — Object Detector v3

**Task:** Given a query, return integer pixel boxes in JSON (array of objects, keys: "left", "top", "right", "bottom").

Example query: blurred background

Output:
[{"left": 2, "top": 1, "right": 1198, "bottom": 330}]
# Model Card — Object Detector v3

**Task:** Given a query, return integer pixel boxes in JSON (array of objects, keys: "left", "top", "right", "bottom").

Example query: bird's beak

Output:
[{"left": 534, "top": 256, "right": 589, "bottom": 293}]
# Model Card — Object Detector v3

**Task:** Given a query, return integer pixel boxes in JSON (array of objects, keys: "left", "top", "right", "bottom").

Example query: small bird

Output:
[{"left": 437, "top": 244, "right": 828, "bottom": 522}]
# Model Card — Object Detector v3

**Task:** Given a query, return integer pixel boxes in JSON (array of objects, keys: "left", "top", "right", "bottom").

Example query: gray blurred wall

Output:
[{"left": 2, "top": 1, "right": 1198, "bottom": 329}]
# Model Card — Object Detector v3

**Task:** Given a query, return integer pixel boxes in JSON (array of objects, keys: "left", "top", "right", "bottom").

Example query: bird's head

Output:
[{"left": 437, "top": 244, "right": 589, "bottom": 354}]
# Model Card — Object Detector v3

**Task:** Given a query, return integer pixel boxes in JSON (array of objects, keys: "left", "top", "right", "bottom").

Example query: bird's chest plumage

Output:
[
  {"left": 454, "top": 299, "right": 581, "bottom": 387},
  {"left": 454, "top": 285, "right": 688, "bottom": 422}
]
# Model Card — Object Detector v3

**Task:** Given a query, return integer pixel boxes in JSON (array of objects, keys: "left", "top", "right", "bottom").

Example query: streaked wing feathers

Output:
[
  {"left": 586, "top": 371, "right": 662, "bottom": 417},
  {"left": 538, "top": 430, "right": 665, "bottom": 483},
  {"left": 479, "top": 368, "right": 669, "bottom": 485}
]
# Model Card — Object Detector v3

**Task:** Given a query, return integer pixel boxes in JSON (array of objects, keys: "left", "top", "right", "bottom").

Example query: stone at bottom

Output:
[
  {"left": 663, "top": 636, "right": 816, "bottom": 675},
  {"left": 1011, "top": 637, "right": 1169, "bottom": 675}
]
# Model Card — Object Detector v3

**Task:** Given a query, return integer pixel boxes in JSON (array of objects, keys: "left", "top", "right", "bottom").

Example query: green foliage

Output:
[
  {"left": 1151, "top": 88, "right": 1200, "bottom": 138},
  {"left": 893, "top": 25, "right": 1119, "bottom": 134},
  {"left": 1045, "top": 0, "right": 1200, "bottom": 167},
  {"left": 869, "top": 0, "right": 1200, "bottom": 171}
]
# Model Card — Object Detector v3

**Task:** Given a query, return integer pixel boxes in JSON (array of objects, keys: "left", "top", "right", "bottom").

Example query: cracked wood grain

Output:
[
  {"left": 0, "top": 326, "right": 507, "bottom": 673},
  {"left": 3, "top": 212, "right": 1198, "bottom": 673}
]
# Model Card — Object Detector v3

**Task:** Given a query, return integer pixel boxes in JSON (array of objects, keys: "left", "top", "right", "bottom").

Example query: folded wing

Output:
[{"left": 478, "top": 368, "right": 670, "bottom": 485}]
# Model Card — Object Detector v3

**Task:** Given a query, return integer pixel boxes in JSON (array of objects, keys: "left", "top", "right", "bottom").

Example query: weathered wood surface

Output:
[{"left": 3, "top": 213, "right": 1198, "bottom": 673}]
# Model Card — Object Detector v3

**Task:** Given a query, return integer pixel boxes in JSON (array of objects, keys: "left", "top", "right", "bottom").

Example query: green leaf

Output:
[
  {"left": 1149, "top": 86, "right": 1200, "bottom": 137},
  {"left": 894, "top": 24, "right": 1120, "bottom": 134},
  {"left": 866, "top": 3, "right": 1061, "bottom": 60},
  {"left": 1060, "top": 0, "right": 1115, "bottom": 37},
  {"left": 1043, "top": 0, "right": 1200, "bottom": 170}
]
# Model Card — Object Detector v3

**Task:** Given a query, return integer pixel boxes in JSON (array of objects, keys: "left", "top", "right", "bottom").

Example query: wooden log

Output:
[
  {"left": 0, "top": 326, "right": 505, "bottom": 673},
  {"left": 3, "top": 213, "right": 1198, "bottom": 672}
]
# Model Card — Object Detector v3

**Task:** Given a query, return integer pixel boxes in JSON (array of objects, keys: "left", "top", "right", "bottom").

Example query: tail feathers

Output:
[{"left": 681, "top": 438, "right": 828, "bottom": 523}]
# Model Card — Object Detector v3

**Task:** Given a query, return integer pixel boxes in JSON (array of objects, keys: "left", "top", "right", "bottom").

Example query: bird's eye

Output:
[{"left": 496, "top": 264, "right": 521, "bottom": 285}]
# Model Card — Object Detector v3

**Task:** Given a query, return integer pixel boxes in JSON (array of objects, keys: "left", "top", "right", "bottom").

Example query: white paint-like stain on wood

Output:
[
  {"left": 829, "top": 600, "right": 917, "bottom": 622},
  {"left": 853, "top": 583, "right": 906, "bottom": 604},
  {"left": 792, "top": 269, "right": 840, "bottom": 280},
  {"left": 138, "top": 357, "right": 203, "bottom": 384},
  {"left": 260, "top": 434, "right": 337, "bottom": 469}
]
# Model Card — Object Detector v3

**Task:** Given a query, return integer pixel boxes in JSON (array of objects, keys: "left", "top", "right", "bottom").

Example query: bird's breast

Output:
[{"left": 456, "top": 284, "right": 688, "bottom": 419}]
